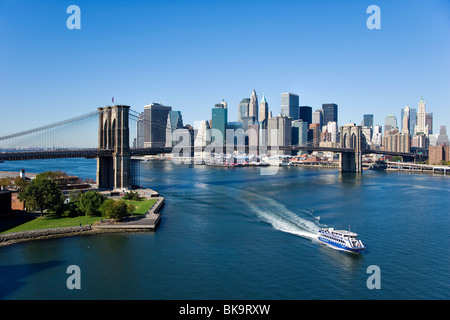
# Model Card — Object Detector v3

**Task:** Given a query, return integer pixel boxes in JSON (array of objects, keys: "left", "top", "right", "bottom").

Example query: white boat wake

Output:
[
  {"left": 193, "top": 182, "right": 322, "bottom": 241},
  {"left": 209, "top": 184, "right": 321, "bottom": 240},
  {"left": 244, "top": 194, "right": 320, "bottom": 240}
]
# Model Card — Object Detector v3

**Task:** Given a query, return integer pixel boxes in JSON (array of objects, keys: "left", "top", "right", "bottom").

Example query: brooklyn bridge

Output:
[{"left": 0, "top": 105, "right": 424, "bottom": 190}]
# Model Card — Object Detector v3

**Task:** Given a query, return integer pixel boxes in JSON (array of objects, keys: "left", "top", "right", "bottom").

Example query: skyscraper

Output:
[
  {"left": 144, "top": 102, "right": 172, "bottom": 148},
  {"left": 238, "top": 98, "right": 250, "bottom": 122},
  {"left": 363, "top": 114, "right": 374, "bottom": 128},
  {"left": 249, "top": 89, "right": 259, "bottom": 121},
  {"left": 299, "top": 106, "right": 312, "bottom": 126},
  {"left": 426, "top": 112, "right": 433, "bottom": 135},
  {"left": 259, "top": 94, "right": 269, "bottom": 128},
  {"left": 322, "top": 103, "right": 338, "bottom": 126},
  {"left": 312, "top": 109, "right": 323, "bottom": 129},
  {"left": 436, "top": 126, "right": 449, "bottom": 146},
  {"left": 281, "top": 92, "right": 299, "bottom": 120},
  {"left": 169, "top": 111, "right": 183, "bottom": 131},
  {"left": 384, "top": 113, "right": 397, "bottom": 133},
  {"left": 211, "top": 102, "right": 228, "bottom": 144},
  {"left": 402, "top": 106, "right": 410, "bottom": 135},
  {"left": 409, "top": 108, "right": 417, "bottom": 137},
  {"left": 415, "top": 97, "right": 429, "bottom": 136},
  {"left": 135, "top": 112, "right": 145, "bottom": 148},
  {"left": 267, "top": 115, "right": 292, "bottom": 152},
  {"left": 292, "top": 120, "right": 308, "bottom": 146}
]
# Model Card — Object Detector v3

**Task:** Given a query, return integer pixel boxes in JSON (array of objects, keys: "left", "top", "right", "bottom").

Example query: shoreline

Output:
[{"left": 0, "top": 193, "right": 164, "bottom": 247}]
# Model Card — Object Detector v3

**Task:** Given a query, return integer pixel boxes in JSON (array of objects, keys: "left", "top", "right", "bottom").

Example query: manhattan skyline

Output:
[{"left": 0, "top": 0, "right": 449, "bottom": 135}]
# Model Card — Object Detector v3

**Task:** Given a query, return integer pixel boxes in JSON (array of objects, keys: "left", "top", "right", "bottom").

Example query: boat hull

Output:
[{"left": 318, "top": 236, "right": 365, "bottom": 253}]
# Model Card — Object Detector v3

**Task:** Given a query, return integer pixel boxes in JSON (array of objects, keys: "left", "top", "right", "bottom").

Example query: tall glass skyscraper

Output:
[
  {"left": 401, "top": 107, "right": 416, "bottom": 137},
  {"left": 143, "top": 102, "right": 172, "bottom": 148},
  {"left": 249, "top": 89, "right": 259, "bottom": 121},
  {"left": 322, "top": 103, "right": 338, "bottom": 126},
  {"left": 363, "top": 114, "right": 374, "bottom": 128},
  {"left": 292, "top": 120, "right": 308, "bottom": 146},
  {"left": 238, "top": 98, "right": 250, "bottom": 122},
  {"left": 169, "top": 111, "right": 183, "bottom": 131},
  {"left": 281, "top": 92, "right": 299, "bottom": 120},
  {"left": 212, "top": 102, "right": 228, "bottom": 144},
  {"left": 259, "top": 94, "right": 269, "bottom": 128},
  {"left": 384, "top": 113, "right": 397, "bottom": 132},
  {"left": 299, "top": 106, "right": 312, "bottom": 126}
]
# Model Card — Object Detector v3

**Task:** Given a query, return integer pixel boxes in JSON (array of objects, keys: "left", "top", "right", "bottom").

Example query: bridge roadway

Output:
[{"left": 0, "top": 145, "right": 419, "bottom": 161}]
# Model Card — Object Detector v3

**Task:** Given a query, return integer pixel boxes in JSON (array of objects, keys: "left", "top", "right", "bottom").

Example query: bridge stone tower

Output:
[
  {"left": 97, "top": 105, "right": 131, "bottom": 190},
  {"left": 339, "top": 124, "right": 364, "bottom": 173}
]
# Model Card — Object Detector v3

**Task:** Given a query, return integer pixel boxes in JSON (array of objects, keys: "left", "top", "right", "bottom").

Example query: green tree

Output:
[
  {"left": 0, "top": 176, "right": 13, "bottom": 189},
  {"left": 18, "top": 178, "right": 64, "bottom": 217},
  {"left": 13, "top": 177, "right": 29, "bottom": 192},
  {"left": 99, "top": 199, "right": 129, "bottom": 220},
  {"left": 77, "top": 191, "right": 106, "bottom": 216}
]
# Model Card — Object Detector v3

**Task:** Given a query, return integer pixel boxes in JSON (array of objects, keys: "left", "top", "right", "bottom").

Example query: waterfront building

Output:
[
  {"left": 415, "top": 97, "right": 429, "bottom": 136},
  {"left": 249, "top": 89, "right": 259, "bottom": 121},
  {"left": 281, "top": 93, "right": 299, "bottom": 120},
  {"left": 292, "top": 120, "right": 308, "bottom": 146},
  {"left": 259, "top": 94, "right": 269, "bottom": 129},
  {"left": 429, "top": 145, "right": 450, "bottom": 165},
  {"left": 144, "top": 102, "right": 172, "bottom": 148},
  {"left": 322, "top": 103, "right": 338, "bottom": 127},
  {"left": 383, "top": 130, "right": 411, "bottom": 153},
  {"left": 319, "top": 121, "right": 338, "bottom": 147},
  {"left": 211, "top": 101, "right": 228, "bottom": 145},
  {"left": 238, "top": 98, "right": 250, "bottom": 122},
  {"left": 384, "top": 113, "right": 397, "bottom": 133},
  {"left": 299, "top": 106, "right": 312, "bottom": 126}
]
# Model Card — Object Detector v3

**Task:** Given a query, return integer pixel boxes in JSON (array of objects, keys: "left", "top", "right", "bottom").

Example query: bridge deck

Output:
[{"left": 0, "top": 146, "right": 420, "bottom": 161}]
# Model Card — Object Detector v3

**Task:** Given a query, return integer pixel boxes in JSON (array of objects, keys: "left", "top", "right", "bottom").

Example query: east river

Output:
[{"left": 0, "top": 158, "right": 449, "bottom": 299}]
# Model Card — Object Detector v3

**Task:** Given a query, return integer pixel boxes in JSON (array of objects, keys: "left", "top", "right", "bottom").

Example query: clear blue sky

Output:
[{"left": 1, "top": 0, "right": 449, "bottom": 135}]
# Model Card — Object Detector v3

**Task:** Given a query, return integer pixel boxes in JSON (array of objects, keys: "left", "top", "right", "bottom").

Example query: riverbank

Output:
[{"left": 0, "top": 190, "right": 164, "bottom": 247}]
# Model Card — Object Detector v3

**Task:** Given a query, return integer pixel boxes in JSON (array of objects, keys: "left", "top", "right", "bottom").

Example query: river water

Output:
[{"left": 0, "top": 158, "right": 449, "bottom": 299}]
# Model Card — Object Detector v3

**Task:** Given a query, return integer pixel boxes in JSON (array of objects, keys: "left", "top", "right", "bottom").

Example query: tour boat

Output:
[{"left": 317, "top": 227, "right": 365, "bottom": 253}]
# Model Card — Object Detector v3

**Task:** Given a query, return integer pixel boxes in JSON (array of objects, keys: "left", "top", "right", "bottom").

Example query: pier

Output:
[{"left": 384, "top": 161, "right": 449, "bottom": 175}]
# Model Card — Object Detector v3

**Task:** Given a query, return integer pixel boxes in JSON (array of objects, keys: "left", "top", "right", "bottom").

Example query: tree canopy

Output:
[
  {"left": 77, "top": 190, "right": 106, "bottom": 216},
  {"left": 18, "top": 177, "right": 64, "bottom": 216}
]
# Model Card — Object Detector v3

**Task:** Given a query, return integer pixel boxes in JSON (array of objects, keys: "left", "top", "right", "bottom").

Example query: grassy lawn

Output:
[
  {"left": 125, "top": 198, "right": 157, "bottom": 215},
  {"left": 1, "top": 198, "right": 158, "bottom": 234},
  {"left": 1, "top": 215, "right": 101, "bottom": 234}
]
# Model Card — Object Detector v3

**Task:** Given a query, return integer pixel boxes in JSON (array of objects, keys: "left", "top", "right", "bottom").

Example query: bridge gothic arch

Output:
[
  {"left": 97, "top": 105, "right": 131, "bottom": 190},
  {"left": 339, "top": 125, "right": 363, "bottom": 173}
]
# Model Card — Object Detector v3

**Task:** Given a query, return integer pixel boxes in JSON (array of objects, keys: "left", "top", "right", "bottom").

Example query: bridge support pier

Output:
[
  {"left": 97, "top": 105, "right": 131, "bottom": 190},
  {"left": 339, "top": 151, "right": 362, "bottom": 173},
  {"left": 339, "top": 125, "right": 363, "bottom": 173}
]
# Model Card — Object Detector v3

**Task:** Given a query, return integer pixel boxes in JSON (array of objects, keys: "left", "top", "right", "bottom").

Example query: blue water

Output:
[{"left": 0, "top": 159, "right": 449, "bottom": 299}]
